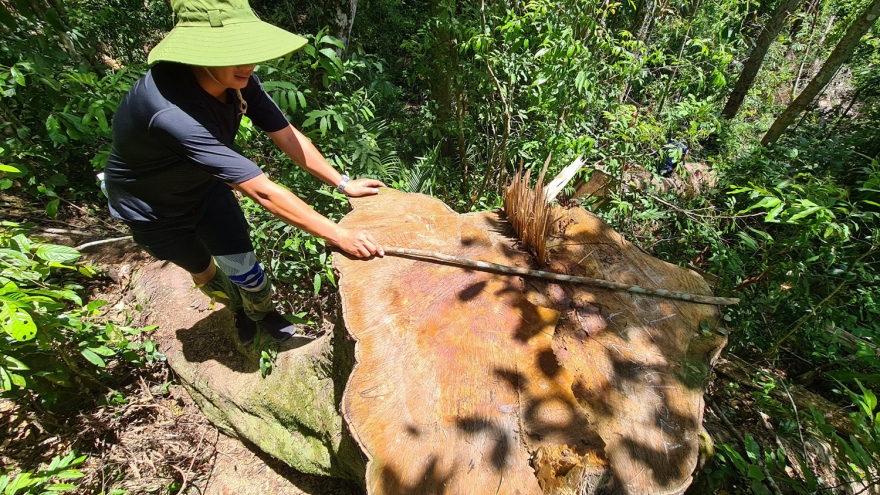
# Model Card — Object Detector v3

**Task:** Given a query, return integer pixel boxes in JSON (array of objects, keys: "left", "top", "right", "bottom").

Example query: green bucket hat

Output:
[{"left": 147, "top": 0, "right": 307, "bottom": 67}]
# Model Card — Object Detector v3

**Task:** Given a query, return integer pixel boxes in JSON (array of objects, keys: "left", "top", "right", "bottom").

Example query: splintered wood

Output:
[
  {"left": 335, "top": 189, "right": 728, "bottom": 495},
  {"left": 503, "top": 159, "right": 557, "bottom": 265}
]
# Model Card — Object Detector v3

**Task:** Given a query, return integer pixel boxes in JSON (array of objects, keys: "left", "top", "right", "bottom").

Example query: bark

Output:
[
  {"left": 428, "top": 0, "right": 459, "bottom": 161},
  {"left": 714, "top": 354, "right": 855, "bottom": 435},
  {"left": 762, "top": 0, "right": 880, "bottom": 145},
  {"left": 134, "top": 262, "right": 365, "bottom": 482},
  {"left": 721, "top": 0, "right": 804, "bottom": 120},
  {"left": 631, "top": 0, "right": 655, "bottom": 42},
  {"left": 331, "top": 0, "right": 357, "bottom": 52}
]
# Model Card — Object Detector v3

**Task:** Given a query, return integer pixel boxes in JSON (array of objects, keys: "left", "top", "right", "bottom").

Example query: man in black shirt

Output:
[{"left": 105, "top": 0, "right": 384, "bottom": 343}]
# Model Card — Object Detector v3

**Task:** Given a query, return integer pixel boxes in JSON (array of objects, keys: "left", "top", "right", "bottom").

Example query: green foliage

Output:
[
  {"left": 236, "top": 32, "right": 403, "bottom": 311},
  {"left": 0, "top": 450, "right": 85, "bottom": 495},
  {"left": 0, "top": 223, "right": 161, "bottom": 409},
  {"left": 0, "top": 1, "right": 145, "bottom": 206},
  {"left": 812, "top": 380, "right": 880, "bottom": 489},
  {"left": 1, "top": 0, "right": 879, "bottom": 490}
]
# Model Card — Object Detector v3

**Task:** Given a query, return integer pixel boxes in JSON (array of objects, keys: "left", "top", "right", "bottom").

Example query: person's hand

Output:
[
  {"left": 336, "top": 227, "right": 384, "bottom": 258},
  {"left": 343, "top": 178, "right": 385, "bottom": 197}
]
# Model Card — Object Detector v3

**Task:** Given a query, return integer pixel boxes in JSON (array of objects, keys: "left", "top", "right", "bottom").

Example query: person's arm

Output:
[
  {"left": 230, "top": 174, "right": 383, "bottom": 258},
  {"left": 267, "top": 124, "right": 384, "bottom": 197}
]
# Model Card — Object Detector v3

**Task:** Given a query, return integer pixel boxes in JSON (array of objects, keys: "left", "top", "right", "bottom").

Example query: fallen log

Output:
[{"left": 714, "top": 354, "right": 855, "bottom": 435}]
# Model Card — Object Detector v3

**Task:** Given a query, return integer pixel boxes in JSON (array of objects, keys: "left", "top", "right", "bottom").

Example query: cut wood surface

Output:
[{"left": 334, "top": 189, "right": 729, "bottom": 494}]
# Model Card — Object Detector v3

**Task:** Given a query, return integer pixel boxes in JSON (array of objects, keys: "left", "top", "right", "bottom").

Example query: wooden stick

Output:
[
  {"left": 383, "top": 247, "right": 740, "bottom": 306},
  {"left": 75, "top": 236, "right": 133, "bottom": 251}
]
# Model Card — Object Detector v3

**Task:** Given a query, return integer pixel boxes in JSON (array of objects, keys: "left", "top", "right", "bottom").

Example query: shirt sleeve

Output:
[
  {"left": 148, "top": 107, "right": 265, "bottom": 184},
  {"left": 242, "top": 75, "right": 290, "bottom": 133}
]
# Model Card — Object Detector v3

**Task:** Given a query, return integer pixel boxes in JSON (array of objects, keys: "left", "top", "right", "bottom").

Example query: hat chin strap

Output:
[{"left": 201, "top": 67, "right": 248, "bottom": 115}]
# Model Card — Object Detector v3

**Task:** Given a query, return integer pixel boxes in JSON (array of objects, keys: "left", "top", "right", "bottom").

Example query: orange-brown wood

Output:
[{"left": 335, "top": 189, "right": 726, "bottom": 495}]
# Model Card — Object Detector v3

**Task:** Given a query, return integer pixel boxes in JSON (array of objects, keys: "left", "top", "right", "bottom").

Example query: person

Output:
[
  {"left": 657, "top": 138, "right": 689, "bottom": 178},
  {"left": 103, "top": 0, "right": 384, "bottom": 344}
]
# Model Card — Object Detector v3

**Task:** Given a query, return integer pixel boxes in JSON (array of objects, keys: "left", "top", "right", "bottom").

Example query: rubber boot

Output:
[{"left": 195, "top": 267, "right": 242, "bottom": 310}]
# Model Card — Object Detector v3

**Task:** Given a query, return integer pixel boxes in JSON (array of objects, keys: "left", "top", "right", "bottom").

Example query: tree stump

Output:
[{"left": 335, "top": 189, "right": 727, "bottom": 494}]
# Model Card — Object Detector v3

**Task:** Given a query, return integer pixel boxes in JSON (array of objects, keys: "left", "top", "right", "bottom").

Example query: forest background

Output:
[{"left": 1, "top": 0, "right": 879, "bottom": 493}]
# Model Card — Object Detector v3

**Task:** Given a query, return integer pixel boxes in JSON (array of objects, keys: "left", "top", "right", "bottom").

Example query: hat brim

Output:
[{"left": 147, "top": 21, "right": 307, "bottom": 66}]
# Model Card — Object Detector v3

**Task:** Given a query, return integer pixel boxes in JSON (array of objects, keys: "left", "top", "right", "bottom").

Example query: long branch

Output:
[{"left": 383, "top": 247, "right": 740, "bottom": 306}]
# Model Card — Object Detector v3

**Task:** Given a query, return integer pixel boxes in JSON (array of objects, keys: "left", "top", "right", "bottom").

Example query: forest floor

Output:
[{"left": 0, "top": 192, "right": 854, "bottom": 494}]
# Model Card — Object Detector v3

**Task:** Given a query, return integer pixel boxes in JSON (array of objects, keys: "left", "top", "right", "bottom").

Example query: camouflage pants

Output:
[{"left": 196, "top": 267, "right": 274, "bottom": 321}]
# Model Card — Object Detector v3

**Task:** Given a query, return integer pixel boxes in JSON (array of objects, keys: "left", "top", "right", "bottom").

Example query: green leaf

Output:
[
  {"left": 0, "top": 164, "right": 19, "bottom": 173},
  {"left": 313, "top": 273, "right": 322, "bottom": 296},
  {"left": 788, "top": 206, "right": 824, "bottom": 223},
  {"left": 34, "top": 244, "right": 80, "bottom": 263},
  {"left": 746, "top": 463, "right": 765, "bottom": 481},
  {"left": 54, "top": 470, "right": 84, "bottom": 479},
  {"left": 9, "top": 371, "right": 25, "bottom": 388},
  {"left": 46, "top": 199, "right": 60, "bottom": 218},
  {"left": 318, "top": 47, "right": 343, "bottom": 71},
  {"left": 11, "top": 234, "right": 30, "bottom": 253},
  {"left": 0, "top": 248, "right": 29, "bottom": 265},
  {"left": 89, "top": 345, "right": 116, "bottom": 357},
  {"left": 0, "top": 367, "right": 12, "bottom": 391},
  {"left": 95, "top": 107, "right": 110, "bottom": 134},
  {"left": 3, "top": 354, "right": 29, "bottom": 370},
  {"left": 319, "top": 35, "right": 346, "bottom": 50},
  {"left": 262, "top": 80, "right": 297, "bottom": 90},
  {"left": 80, "top": 348, "right": 106, "bottom": 367},
  {"left": 5, "top": 308, "right": 37, "bottom": 341}
]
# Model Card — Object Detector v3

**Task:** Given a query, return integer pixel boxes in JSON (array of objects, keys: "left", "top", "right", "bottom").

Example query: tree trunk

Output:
[
  {"left": 761, "top": 0, "right": 880, "bottom": 145},
  {"left": 138, "top": 187, "right": 730, "bottom": 494},
  {"left": 330, "top": 0, "right": 357, "bottom": 52},
  {"left": 721, "top": 0, "right": 803, "bottom": 120},
  {"left": 428, "top": 0, "right": 458, "bottom": 161},
  {"left": 134, "top": 262, "right": 365, "bottom": 482},
  {"left": 631, "top": 0, "right": 655, "bottom": 42}
]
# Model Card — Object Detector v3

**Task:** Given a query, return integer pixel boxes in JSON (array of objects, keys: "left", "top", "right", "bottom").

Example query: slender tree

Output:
[
  {"left": 762, "top": 0, "right": 880, "bottom": 145},
  {"left": 722, "top": 0, "right": 804, "bottom": 120},
  {"left": 631, "top": 0, "right": 655, "bottom": 42},
  {"left": 330, "top": 0, "right": 358, "bottom": 51}
]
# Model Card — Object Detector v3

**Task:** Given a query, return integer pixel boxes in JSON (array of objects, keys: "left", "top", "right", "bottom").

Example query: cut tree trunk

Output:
[
  {"left": 761, "top": 0, "right": 880, "bottom": 145},
  {"left": 136, "top": 189, "right": 729, "bottom": 494},
  {"left": 335, "top": 189, "right": 728, "bottom": 494}
]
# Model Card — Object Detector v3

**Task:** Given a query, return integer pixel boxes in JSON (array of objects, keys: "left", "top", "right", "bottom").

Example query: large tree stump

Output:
[
  {"left": 335, "top": 189, "right": 727, "bottom": 494},
  {"left": 135, "top": 189, "right": 727, "bottom": 494}
]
